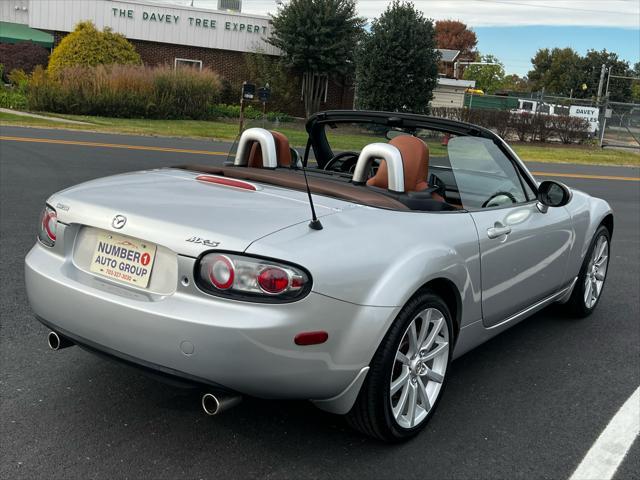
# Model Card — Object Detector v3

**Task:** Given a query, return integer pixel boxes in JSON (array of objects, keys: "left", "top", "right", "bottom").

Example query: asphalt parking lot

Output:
[{"left": 1, "top": 126, "right": 638, "bottom": 479}]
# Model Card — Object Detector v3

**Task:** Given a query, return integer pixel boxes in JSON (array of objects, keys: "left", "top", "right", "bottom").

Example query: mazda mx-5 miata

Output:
[{"left": 25, "top": 110, "right": 613, "bottom": 441}]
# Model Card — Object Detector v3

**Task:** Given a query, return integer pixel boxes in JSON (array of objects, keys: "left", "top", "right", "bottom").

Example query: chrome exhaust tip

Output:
[
  {"left": 47, "top": 331, "right": 74, "bottom": 351},
  {"left": 201, "top": 393, "right": 242, "bottom": 416}
]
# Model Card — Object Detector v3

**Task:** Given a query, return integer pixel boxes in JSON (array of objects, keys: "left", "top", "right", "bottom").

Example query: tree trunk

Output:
[{"left": 302, "top": 71, "right": 326, "bottom": 118}]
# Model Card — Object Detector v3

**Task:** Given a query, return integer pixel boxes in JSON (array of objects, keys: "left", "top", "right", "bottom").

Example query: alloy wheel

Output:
[
  {"left": 584, "top": 235, "right": 609, "bottom": 309},
  {"left": 389, "top": 308, "right": 449, "bottom": 429}
]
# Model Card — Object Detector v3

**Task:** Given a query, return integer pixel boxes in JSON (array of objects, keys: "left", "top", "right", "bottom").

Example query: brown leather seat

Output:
[
  {"left": 247, "top": 131, "right": 292, "bottom": 168},
  {"left": 366, "top": 136, "right": 425, "bottom": 189}
]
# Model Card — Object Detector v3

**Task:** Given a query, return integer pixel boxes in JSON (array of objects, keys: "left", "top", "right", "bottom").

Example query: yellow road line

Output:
[
  {"left": 2, "top": 135, "right": 639, "bottom": 182},
  {"left": 531, "top": 171, "right": 640, "bottom": 182},
  {"left": 0, "top": 135, "right": 229, "bottom": 157}
]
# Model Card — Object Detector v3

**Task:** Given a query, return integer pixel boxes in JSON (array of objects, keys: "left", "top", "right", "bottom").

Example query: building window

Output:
[{"left": 174, "top": 58, "right": 203, "bottom": 70}]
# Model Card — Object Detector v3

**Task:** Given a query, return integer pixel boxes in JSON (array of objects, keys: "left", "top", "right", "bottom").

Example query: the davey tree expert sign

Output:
[
  {"left": 112, "top": 7, "right": 268, "bottom": 35},
  {"left": 570, "top": 106, "right": 600, "bottom": 133}
]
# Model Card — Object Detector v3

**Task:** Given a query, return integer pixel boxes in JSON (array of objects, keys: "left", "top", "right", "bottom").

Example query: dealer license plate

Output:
[{"left": 89, "top": 232, "right": 157, "bottom": 288}]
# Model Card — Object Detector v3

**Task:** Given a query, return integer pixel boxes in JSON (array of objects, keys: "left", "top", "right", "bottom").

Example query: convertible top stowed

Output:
[{"left": 176, "top": 164, "right": 411, "bottom": 210}]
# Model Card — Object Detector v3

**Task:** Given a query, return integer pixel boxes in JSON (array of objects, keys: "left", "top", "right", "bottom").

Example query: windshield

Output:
[{"left": 315, "top": 121, "right": 452, "bottom": 170}]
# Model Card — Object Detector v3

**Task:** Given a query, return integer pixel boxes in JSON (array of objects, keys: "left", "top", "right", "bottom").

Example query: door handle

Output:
[{"left": 487, "top": 222, "right": 511, "bottom": 239}]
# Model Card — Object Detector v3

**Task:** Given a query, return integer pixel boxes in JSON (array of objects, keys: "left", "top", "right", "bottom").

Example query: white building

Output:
[{"left": 430, "top": 78, "right": 476, "bottom": 108}]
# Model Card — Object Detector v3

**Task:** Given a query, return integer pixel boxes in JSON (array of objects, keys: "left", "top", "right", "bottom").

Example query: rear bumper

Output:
[{"left": 25, "top": 240, "right": 396, "bottom": 401}]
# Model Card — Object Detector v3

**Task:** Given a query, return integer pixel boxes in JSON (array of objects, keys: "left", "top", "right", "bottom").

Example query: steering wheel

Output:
[
  {"left": 482, "top": 191, "right": 517, "bottom": 208},
  {"left": 323, "top": 151, "right": 360, "bottom": 172}
]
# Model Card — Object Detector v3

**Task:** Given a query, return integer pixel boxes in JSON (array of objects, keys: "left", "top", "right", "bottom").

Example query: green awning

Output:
[{"left": 0, "top": 22, "right": 53, "bottom": 48}]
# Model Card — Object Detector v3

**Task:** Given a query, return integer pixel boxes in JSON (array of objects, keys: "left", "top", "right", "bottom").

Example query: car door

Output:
[{"left": 446, "top": 136, "right": 573, "bottom": 327}]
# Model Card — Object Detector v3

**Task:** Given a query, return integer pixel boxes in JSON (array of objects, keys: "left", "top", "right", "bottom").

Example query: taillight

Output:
[
  {"left": 196, "top": 253, "right": 311, "bottom": 302},
  {"left": 207, "top": 255, "right": 235, "bottom": 290},
  {"left": 37, "top": 205, "right": 57, "bottom": 247},
  {"left": 257, "top": 267, "right": 290, "bottom": 294}
]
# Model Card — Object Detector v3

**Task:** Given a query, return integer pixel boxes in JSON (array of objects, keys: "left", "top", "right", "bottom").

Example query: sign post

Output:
[
  {"left": 239, "top": 82, "right": 255, "bottom": 134},
  {"left": 257, "top": 83, "right": 271, "bottom": 128}
]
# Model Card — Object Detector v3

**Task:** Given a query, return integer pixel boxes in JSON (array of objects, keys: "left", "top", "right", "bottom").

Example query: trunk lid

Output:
[{"left": 51, "top": 168, "right": 349, "bottom": 256}]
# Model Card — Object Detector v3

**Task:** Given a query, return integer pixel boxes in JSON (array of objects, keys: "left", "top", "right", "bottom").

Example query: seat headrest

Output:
[
  {"left": 248, "top": 131, "right": 291, "bottom": 168},
  {"left": 366, "top": 135, "right": 430, "bottom": 193}
]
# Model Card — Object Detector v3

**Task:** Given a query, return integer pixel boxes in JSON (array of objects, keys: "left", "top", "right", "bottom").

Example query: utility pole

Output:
[
  {"left": 599, "top": 68, "right": 612, "bottom": 148},
  {"left": 596, "top": 63, "right": 606, "bottom": 105}
]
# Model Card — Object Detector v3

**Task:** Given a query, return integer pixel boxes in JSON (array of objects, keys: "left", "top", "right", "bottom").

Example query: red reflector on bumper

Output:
[
  {"left": 196, "top": 175, "right": 257, "bottom": 191},
  {"left": 294, "top": 331, "right": 328, "bottom": 346}
]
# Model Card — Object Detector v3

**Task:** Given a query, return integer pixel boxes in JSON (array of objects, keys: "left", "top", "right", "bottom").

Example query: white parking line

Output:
[{"left": 569, "top": 386, "right": 640, "bottom": 480}]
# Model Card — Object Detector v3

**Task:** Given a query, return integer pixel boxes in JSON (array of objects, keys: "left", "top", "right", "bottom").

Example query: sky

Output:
[{"left": 155, "top": 0, "right": 640, "bottom": 76}]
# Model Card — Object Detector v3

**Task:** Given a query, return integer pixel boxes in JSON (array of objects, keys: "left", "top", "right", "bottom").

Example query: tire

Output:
[
  {"left": 346, "top": 291, "right": 453, "bottom": 442},
  {"left": 565, "top": 225, "right": 611, "bottom": 318}
]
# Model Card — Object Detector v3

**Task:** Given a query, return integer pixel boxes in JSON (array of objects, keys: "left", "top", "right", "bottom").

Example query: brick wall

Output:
[
  {"left": 131, "top": 38, "right": 250, "bottom": 84},
  {"left": 49, "top": 30, "right": 355, "bottom": 117}
]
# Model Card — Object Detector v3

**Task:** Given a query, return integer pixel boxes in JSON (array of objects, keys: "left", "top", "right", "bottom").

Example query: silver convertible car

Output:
[{"left": 25, "top": 110, "right": 613, "bottom": 441}]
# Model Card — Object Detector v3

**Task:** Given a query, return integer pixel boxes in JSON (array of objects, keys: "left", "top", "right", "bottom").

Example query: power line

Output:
[{"left": 470, "top": 0, "right": 635, "bottom": 16}]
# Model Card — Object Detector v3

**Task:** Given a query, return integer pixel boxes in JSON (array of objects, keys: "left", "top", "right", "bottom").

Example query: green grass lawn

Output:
[{"left": 1, "top": 111, "right": 638, "bottom": 166}]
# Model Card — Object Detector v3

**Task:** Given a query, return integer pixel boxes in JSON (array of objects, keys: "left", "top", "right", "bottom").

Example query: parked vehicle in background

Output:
[{"left": 516, "top": 99, "right": 600, "bottom": 134}]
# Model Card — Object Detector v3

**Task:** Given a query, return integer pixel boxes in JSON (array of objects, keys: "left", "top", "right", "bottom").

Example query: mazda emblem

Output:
[{"left": 112, "top": 215, "right": 127, "bottom": 229}]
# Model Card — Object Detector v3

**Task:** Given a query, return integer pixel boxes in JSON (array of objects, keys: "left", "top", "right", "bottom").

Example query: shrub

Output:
[
  {"left": 208, "top": 103, "right": 293, "bottom": 122},
  {"left": 0, "top": 88, "right": 28, "bottom": 109},
  {"left": 0, "top": 42, "right": 50, "bottom": 82},
  {"left": 509, "top": 112, "right": 534, "bottom": 142},
  {"left": 552, "top": 115, "right": 590, "bottom": 144},
  {"left": 430, "top": 107, "right": 510, "bottom": 138},
  {"left": 28, "top": 64, "right": 221, "bottom": 119},
  {"left": 489, "top": 110, "right": 511, "bottom": 138},
  {"left": 28, "top": 66, "right": 65, "bottom": 112},
  {"left": 530, "top": 114, "right": 555, "bottom": 142},
  {"left": 217, "top": 78, "right": 239, "bottom": 104},
  {"left": 429, "top": 107, "right": 590, "bottom": 144},
  {"left": 47, "top": 21, "right": 141, "bottom": 77},
  {"left": 153, "top": 66, "right": 221, "bottom": 119},
  {"left": 429, "top": 106, "right": 466, "bottom": 122},
  {"left": 7, "top": 69, "right": 29, "bottom": 93}
]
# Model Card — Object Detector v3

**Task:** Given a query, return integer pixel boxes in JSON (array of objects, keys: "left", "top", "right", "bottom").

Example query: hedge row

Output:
[
  {"left": 1, "top": 64, "right": 293, "bottom": 122},
  {"left": 28, "top": 64, "right": 221, "bottom": 119},
  {"left": 209, "top": 104, "right": 293, "bottom": 122},
  {"left": 430, "top": 107, "right": 591, "bottom": 144}
]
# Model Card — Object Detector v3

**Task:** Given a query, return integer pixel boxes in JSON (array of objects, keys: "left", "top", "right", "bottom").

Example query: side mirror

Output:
[{"left": 537, "top": 180, "right": 572, "bottom": 212}]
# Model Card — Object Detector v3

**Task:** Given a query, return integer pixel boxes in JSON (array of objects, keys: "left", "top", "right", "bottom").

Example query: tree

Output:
[
  {"left": 528, "top": 48, "right": 582, "bottom": 97},
  {"left": 47, "top": 21, "right": 141, "bottom": 77},
  {"left": 501, "top": 74, "right": 529, "bottom": 93},
  {"left": 356, "top": 1, "right": 440, "bottom": 113},
  {"left": 268, "top": 0, "right": 364, "bottom": 118},
  {"left": 462, "top": 54, "right": 505, "bottom": 94},
  {"left": 580, "top": 49, "right": 632, "bottom": 102},
  {"left": 527, "top": 47, "right": 634, "bottom": 102},
  {"left": 245, "top": 50, "right": 299, "bottom": 113},
  {"left": 435, "top": 20, "right": 477, "bottom": 57},
  {"left": 632, "top": 62, "right": 640, "bottom": 102},
  {"left": 0, "top": 42, "right": 50, "bottom": 82}
]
